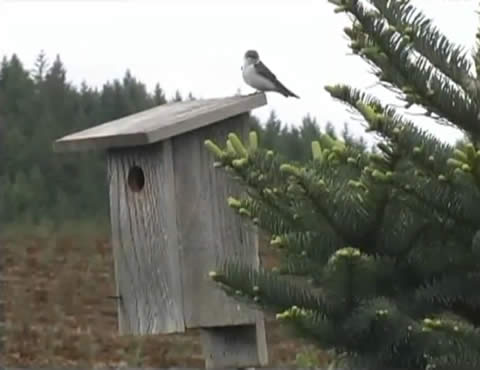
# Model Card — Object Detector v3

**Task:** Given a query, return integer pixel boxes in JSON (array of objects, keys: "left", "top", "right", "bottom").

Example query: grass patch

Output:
[{"left": 1, "top": 220, "right": 329, "bottom": 367}]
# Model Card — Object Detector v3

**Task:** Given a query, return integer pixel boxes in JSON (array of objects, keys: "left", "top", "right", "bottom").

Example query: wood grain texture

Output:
[
  {"left": 107, "top": 140, "right": 185, "bottom": 335},
  {"left": 53, "top": 93, "right": 267, "bottom": 152},
  {"left": 200, "top": 319, "right": 268, "bottom": 368},
  {"left": 172, "top": 113, "right": 263, "bottom": 328}
]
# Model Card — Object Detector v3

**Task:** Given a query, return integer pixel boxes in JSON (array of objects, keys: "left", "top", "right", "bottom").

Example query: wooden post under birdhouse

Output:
[{"left": 53, "top": 92, "right": 269, "bottom": 368}]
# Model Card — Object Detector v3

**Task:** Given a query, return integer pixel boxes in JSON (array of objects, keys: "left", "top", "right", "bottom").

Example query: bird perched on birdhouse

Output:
[{"left": 241, "top": 49, "right": 299, "bottom": 98}]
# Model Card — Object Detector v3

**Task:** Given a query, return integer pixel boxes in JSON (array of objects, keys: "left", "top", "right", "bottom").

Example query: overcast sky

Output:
[{"left": 0, "top": 0, "right": 478, "bottom": 143}]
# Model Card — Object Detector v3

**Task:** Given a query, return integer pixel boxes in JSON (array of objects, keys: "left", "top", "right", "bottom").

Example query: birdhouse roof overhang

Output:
[{"left": 53, "top": 93, "right": 267, "bottom": 152}]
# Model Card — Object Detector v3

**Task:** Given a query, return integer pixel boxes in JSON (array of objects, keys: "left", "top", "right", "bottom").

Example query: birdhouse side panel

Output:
[
  {"left": 172, "top": 113, "right": 261, "bottom": 328},
  {"left": 107, "top": 140, "right": 185, "bottom": 335}
]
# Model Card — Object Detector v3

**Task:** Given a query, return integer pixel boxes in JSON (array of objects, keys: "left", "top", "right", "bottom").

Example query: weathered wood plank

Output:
[
  {"left": 172, "top": 113, "right": 264, "bottom": 328},
  {"left": 200, "top": 317, "right": 268, "bottom": 368},
  {"left": 53, "top": 93, "right": 267, "bottom": 152},
  {"left": 107, "top": 140, "right": 185, "bottom": 334}
]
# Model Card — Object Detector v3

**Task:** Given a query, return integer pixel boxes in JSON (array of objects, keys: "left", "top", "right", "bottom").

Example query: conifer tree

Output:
[
  {"left": 205, "top": 1, "right": 480, "bottom": 369},
  {"left": 32, "top": 49, "right": 48, "bottom": 84},
  {"left": 172, "top": 89, "right": 183, "bottom": 102},
  {"left": 153, "top": 83, "right": 167, "bottom": 106},
  {"left": 0, "top": 52, "right": 170, "bottom": 224}
]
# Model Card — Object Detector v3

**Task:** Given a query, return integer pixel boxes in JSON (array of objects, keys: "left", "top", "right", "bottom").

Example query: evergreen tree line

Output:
[{"left": 0, "top": 52, "right": 361, "bottom": 225}]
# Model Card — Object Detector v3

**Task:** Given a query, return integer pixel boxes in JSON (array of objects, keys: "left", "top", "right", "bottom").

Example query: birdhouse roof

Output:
[{"left": 53, "top": 93, "right": 267, "bottom": 152}]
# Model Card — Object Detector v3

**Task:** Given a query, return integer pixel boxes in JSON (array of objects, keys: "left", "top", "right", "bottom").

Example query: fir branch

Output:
[
  {"left": 326, "top": 84, "right": 456, "bottom": 176},
  {"left": 404, "top": 234, "right": 475, "bottom": 285},
  {"left": 392, "top": 172, "right": 480, "bottom": 232},
  {"left": 395, "top": 218, "right": 431, "bottom": 260},
  {"left": 210, "top": 261, "right": 333, "bottom": 315},
  {"left": 275, "top": 306, "right": 339, "bottom": 349},
  {"left": 281, "top": 164, "right": 348, "bottom": 245},
  {"left": 341, "top": 296, "right": 417, "bottom": 355},
  {"left": 417, "top": 313, "right": 480, "bottom": 369},
  {"left": 279, "top": 231, "right": 340, "bottom": 264},
  {"left": 324, "top": 84, "right": 478, "bottom": 235},
  {"left": 415, "top": 272, "right": 480, "bottom": 312},
  {"left": 208, "top": 138, "right": 306, "bottom": 235},
  {"left": 229, "top": 195, "right": 296, "bottom": 236},
  {"left": 367, "top": 0, "right": 476, "bottom": 96},
  {"left": 279, "top": 254, "right": 321, "bottom": 279},
  {"left": 340, "top": 0, "right": 480, "bottom": 136}
]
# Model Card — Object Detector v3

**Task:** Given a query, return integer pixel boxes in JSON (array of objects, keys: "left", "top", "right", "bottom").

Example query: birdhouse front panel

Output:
[{"left": 107, "top": 140, "right": 186, "bottom": 335}]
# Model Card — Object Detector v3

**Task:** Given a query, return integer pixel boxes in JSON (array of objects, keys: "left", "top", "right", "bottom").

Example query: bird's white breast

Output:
[{"left": 242, "top": 63, "right": 276, "bottom": 91}]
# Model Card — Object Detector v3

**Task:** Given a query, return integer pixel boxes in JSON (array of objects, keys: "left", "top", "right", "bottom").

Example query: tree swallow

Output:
[{"left": 242, "top": 50, "right": 299, "bottom": 98}]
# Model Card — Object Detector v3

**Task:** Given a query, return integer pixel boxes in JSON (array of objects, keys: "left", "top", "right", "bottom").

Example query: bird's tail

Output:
[
  {"left": 277, "top": 83, "right": 299, "bottom": 98},
  {"left": 286, "top": 89, "right": 300, "bottom": 98}
]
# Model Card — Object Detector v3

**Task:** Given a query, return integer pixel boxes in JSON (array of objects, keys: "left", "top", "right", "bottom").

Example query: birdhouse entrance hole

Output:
[{"left": 127, "top": 165, "right": 145, "bottom": 192}]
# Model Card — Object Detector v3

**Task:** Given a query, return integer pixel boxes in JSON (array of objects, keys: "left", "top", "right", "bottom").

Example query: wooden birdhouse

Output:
[{"left": 53, "top": 93, "right": 269, "bottom": 368}]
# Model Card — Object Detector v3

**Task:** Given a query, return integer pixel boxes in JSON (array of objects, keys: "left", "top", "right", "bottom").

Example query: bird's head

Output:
[{"left": 244, "top": 49, "right": 259, "bottom": 65}]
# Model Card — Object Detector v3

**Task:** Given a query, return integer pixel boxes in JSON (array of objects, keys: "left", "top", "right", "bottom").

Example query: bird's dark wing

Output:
[
  {"left": 254, "top": 60, "right": 300, "bottom": 98},
  {"left": 254, "top": 61, "right": 279, "bottom": 82}
]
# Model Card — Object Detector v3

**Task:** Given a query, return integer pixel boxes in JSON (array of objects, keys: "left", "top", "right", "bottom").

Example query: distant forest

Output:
[{"left": 0, "top": 51, "right": 368, "bottom": 225}]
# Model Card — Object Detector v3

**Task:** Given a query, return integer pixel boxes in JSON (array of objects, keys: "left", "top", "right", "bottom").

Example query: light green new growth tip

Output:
[
  {"left": 335, "top": 246, "right": 361, "bottom": 258},
  {"left": 232, "top": 158, "right": 248, "bottom": 168},
  {"left": 311, "top": 141, "right": 322, "bottom": 161},
  {"left": 356, "top": 101, "right": 379, "bottom": 124},
  {"left": 453, "top": 148, "right": 469, "bottom": 163},
  {"left": 447, "top": 158, "right": 463, "bottom": 169},
  {"left": 249, "top": 131, "right": 258, "bottom": 152},
  {"left": 270, "top": 235, "right": 283, "bottom": 247},
  {"left": 280, "top": 163, "right": 302, "bottom": 177},
  {"left": 228, "top": 133, "right": 248, "bottom": 157},
  {"left": 204, "top": 140, "right": 224, "bottom": 159},
  {"left": 332, "top": 144, "right": 345, "bottom": 155},
  {"left": 238, "top": 208, "right": 251, "bottom": 217},
  {"left": 226, "top": 140, "right": 236, "bottom": 156},
  {"left": 227, "top": 196, "right": 241, "bottom": 208},
  {"left": 462, "top": 164, "right": 471, "bottom": 172},
  {"left": 324, "top": 85, "right": 338, "bottom": 95},
  {"left": 327, "top": 152, "right": 337, "bottom": 161},
  {"left": 463, "top": 143, "right": 476, "bottom": 160},
  {"left": 275, "top": 305, "right": 309, "bottom": 320},
  {"left": 319, "top": 133, "right": 336, "bottom": 150},
  {"left": 372, "top": 169, "right": 389, "bottom": 182}
]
